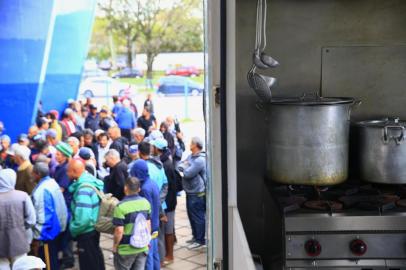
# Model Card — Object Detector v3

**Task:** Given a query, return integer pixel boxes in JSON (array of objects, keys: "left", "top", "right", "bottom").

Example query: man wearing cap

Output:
[
  {"left": 127, "top": 144, "right": 139, "bottom": 172},
  {"left": 0, "top": 169, "right": 36, "bottom": 270},
  {"left": 85, "top": 105, "right": 100, "bottom": 132},
  {"left": 31, "top": 162, "right": 68, "bottom": 270},
  {"left": 17, "top": 134, "right": 30, "bottom": 147},
  {"left": 79, "top": 147, "right": 97, "bottom": 177},
  {"left": 151, "top": 138, "right": 178, "bottom": 265},
  {"left": 45, "top": 129, "right": 58, "bottom": 150},
  {"left": 53, "top": 142, "right": 75, "bottom": 268},
  {"left": 54, "top": 142, "right": 73, "bottom": 206},
  {"left": 0, "top": 135, "right": 13, "bottom": 169},
  {"left": 11, "top": 145, "right": 36, "bottom": 194},
  {"left": 138, "top": 142, "right": 168, "bottom": 211}
]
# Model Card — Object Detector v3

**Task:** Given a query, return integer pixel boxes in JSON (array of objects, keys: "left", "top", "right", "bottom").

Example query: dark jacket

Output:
[
  {"left": 162, "top": 131, "right": 176, "bottom": 158},
  {"left": 110, "top": 137, "right": 128, "bottom": 159},
  {"left": 160, "top": 149, "right": 177, "bottom": 212},
  {"left": 53, "top": 161, "right": 72, "bottom": 210},
  {"left": 85, "top": 114, "right": 100, "bottom": 131},
  {"left": 99, "top": 116, "right": 116, "bottom": 131},
  {"left": 104, "top": 160, "right": 128, "bottom": 200}
]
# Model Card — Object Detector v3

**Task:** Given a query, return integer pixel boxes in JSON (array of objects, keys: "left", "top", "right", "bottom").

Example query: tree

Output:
[
  {"left": 95, "top": 0, "right": 204, "bottom": 79},
  {"left": 134, "top": 0, "right": 203, "bottom": 79},
  {"left": 99, "top": 0, "right": 141, "bottom": 68}
]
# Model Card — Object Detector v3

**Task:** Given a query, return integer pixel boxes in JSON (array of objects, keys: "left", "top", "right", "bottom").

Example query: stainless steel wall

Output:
[{"left": 235, "top": 0, "right": 406, "bottom": 267}]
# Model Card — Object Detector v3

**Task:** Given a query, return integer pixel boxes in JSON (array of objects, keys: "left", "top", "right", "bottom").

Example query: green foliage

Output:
[{"left": 90, "top": 0, "right": 204, "bottom": 75}]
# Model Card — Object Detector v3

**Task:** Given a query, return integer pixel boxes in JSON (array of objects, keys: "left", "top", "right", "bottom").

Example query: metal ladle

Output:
[
  {"left": 247, "top": 64, "right": 276, "bottom": 103},
  {"left": 259, "top": 0, "right": 279, "bottom": 68}
]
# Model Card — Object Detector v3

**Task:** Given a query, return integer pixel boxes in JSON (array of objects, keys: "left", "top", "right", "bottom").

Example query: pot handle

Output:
[
  {"left": 347, "top": 99, "right": 362, "bottom": 121},
  {"left": 383, "top": 125, "right": 405, "bottom": 145}
]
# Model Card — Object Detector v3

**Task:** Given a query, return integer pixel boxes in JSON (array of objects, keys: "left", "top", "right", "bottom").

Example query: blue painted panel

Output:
[
  {"left": 41, "top": 1, "right": 96, "bottom": 113},
  {"left": 0, "top": 0, "right": 55, "bottom": 141}
]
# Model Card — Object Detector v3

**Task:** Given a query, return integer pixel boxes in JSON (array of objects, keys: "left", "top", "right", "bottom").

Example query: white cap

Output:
[
  {"left": 12, "top": 255, "right": 46, "bottom": 270},
  {"left": 13, "top": 145, "right": 31, "bottom": 161}
]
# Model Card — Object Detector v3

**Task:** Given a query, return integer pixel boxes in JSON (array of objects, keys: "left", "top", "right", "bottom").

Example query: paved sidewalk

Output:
[{"left": 100, "top": 194, "right": 207, "bottom": 270}]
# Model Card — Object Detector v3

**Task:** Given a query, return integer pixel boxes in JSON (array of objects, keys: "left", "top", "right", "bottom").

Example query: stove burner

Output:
[
  {"left": 304, "top": 200, "right": 343, "bottom": 211},
  {"left": 396, "top": 199, "right": 406, "bottom": 208},
  {"left": 339, "top": 194, "right": 400, "bottom": 211}
]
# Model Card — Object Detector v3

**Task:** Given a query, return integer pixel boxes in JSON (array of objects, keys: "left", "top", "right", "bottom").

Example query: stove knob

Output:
[
  {"left": 304, "top": 239, "right": 322, "bottom": 257},
  {"left": 350, "top": 239, "right": 367, "bottom": 256}
]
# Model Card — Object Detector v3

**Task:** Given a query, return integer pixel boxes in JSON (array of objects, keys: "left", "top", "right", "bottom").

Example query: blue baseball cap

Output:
[
  {"left": 129, "top": 144, "right": 139, "bottom": 154},
  {"left": 151, "top": 138, "right": 168, "bottom": 150}
]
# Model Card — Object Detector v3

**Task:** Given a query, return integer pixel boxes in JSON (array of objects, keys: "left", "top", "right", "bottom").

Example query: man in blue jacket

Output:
[
  {"left": 115, "top": 99, "right": 136, "bottom": 142},
  {"left": 130, "top": 159, "right": 161, "bottom": 270},
  {"left": 177, "top": 137, "right": 207, "bottom": 250},
  {"left": 31, "top": 162, "right": 68, "bottom": 270}
]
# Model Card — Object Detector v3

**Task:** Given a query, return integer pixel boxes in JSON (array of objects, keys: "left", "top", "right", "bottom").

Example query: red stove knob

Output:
[
  {"left": 350, "top": 239, "right": 367, "bottom": 256},
  {"left": 304, "top": 239, "right": 322, "bottom": 257}
]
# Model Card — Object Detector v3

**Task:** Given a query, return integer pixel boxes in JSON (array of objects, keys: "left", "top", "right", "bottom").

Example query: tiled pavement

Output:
[{"left": 99, "top": 194, "right": 207, "bottom": 270}]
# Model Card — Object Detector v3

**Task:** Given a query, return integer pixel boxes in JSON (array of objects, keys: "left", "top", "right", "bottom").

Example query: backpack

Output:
[
  {"left": 129, "top": 213, "right": 151, "bottom": 248},
  {"left": 79, "top": 184, "right": 119, "bottom": 234}
]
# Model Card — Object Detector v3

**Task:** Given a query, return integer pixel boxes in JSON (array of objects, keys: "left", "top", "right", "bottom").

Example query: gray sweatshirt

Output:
[{"left": 178, "top": 152, "right": 206, "bottom": 194}]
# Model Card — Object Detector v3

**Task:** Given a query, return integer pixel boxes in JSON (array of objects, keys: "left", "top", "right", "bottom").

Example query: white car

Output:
[{"left": 78, "top": 76, "right": 131, "bottom": 98}]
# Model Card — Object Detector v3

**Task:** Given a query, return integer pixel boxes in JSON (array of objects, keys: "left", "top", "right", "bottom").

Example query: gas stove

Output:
[{"left": 270, "top": 183, "right": 406, "bottom": 269}]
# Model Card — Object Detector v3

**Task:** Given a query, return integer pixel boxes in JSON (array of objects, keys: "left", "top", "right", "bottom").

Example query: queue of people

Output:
[{"left": 0, "top": 94, "right": 207, "bottom": 270}]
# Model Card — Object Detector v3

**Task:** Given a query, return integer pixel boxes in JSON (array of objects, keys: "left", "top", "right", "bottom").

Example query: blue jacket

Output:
[
  {"left": 115, "top": 107, "right": 136, "bottom": 130},
  {"left": 130, "top": 159, "right": 160, "bottom": 233},
  {"left": 178, "top": 152, "right": 206, "bottom": 194},
  {"left": 147, "top": 158, "right": 168, "bottom": 210},
  {"left": 31, "top": 176, "right": 68, "bottom": 241}
]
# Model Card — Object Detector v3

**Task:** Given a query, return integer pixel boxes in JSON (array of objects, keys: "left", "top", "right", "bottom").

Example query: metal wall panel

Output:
[{"left": 235, "top": 0, "right": 406, "bottom": 268}]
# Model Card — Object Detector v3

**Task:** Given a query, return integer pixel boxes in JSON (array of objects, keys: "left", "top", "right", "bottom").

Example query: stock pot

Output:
[
  {"left": 267, "top": 94, "right": 359, "bottom": 186},
  {"left": 355, "top": 118, "right": 406, "bottom": 184}
]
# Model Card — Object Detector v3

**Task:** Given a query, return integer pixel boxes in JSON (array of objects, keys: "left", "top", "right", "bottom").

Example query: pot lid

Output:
[
  {"left": 270, "top": 93, "right": 355, "bottom": 105},
  {"left": 356, "top": 117, "right": 406, "bottom": 127}
]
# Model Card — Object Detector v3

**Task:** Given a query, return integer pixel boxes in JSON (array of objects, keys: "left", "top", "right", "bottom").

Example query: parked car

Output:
[
  {"left": 112, "top": 67, "right": 144, "bottom": 79},
  {"left": 82, "top": 68, "right": 107, "bottom": 80},
  {"left": 165, "top": 66, "right": 201, "bottom": 77},
  {"left": 156, "top": 76, "right": 204, "bottom": 96},
  {"left": 98, "top": 60, "right": 112, "bottom": 71},
  {"left": 78, "top": 76, "right": 131, "bottom": 98}
]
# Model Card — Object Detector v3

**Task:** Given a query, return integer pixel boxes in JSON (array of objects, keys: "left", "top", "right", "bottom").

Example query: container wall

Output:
[
  {"left": 235, "top": 0, "right": 406, "bottom": 268},
  {"left": 41, "top": 0, "right": 97, "bottom": 114},
  {"left": 0, "top": 0, "right": 55, "bottom": 140}
]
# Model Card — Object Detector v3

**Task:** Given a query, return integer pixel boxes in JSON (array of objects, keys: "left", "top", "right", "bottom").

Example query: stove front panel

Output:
[
  {"left": 284, "top": 213, "right": 406, "bottom": 269},
  {"left": 286, "top": 233, "right": 406, "bottom": 259}
]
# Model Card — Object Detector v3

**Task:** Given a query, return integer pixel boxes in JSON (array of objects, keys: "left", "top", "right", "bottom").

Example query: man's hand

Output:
[{"left": 160, "top": 215, "right": 168, "bottom": 223}]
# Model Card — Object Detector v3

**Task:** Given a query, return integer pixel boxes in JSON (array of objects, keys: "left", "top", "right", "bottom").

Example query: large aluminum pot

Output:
[
  {"left": 355, "top": 118, "right": 406, "bottom": 184},
  {"left": 266, "top": 94, "right": 358, "bottom": 186}
]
